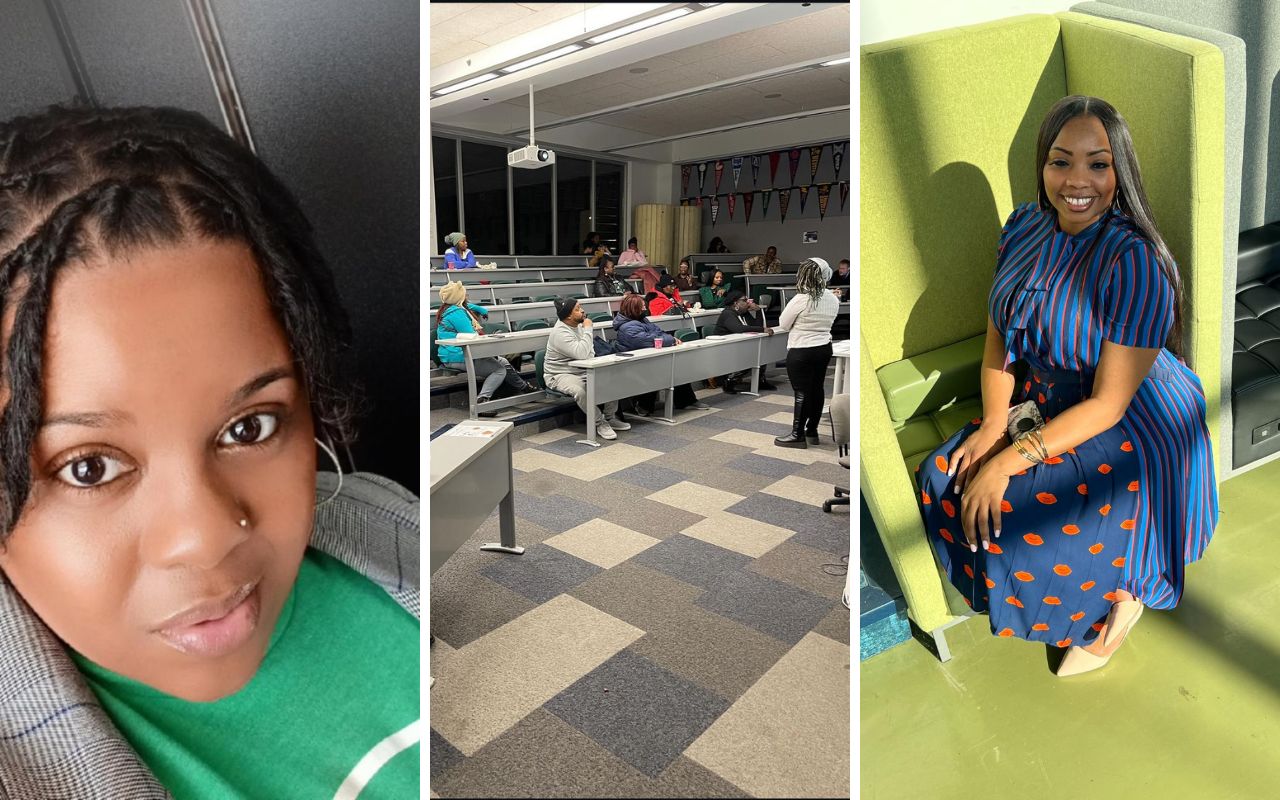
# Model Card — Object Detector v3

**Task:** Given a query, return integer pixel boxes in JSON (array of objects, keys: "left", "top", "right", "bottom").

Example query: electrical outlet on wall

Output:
[{"left": 1253, "top": 419, "right": 1279, "bottom": 446}]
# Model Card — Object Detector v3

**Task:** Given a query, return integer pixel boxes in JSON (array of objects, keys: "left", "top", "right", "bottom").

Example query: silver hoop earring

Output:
[{"left": 315, "top": 437, "right": 343, "bottom": 506}]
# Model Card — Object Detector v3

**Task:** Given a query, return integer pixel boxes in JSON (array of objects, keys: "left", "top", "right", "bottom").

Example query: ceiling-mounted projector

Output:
[{"left": 508, "top": 144, "right": 554, "bottom": 168}]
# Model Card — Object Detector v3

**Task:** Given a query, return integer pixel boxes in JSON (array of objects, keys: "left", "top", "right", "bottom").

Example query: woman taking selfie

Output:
[
  {"left": 0, "top": 106, "right": 419, "bottom": 797},
  {"left": 916, "top": 96, "right": 1219, "bottom": 676}
]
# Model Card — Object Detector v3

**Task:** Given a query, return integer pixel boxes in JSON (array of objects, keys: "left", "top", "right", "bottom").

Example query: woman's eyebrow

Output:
[
  {"left": 1051, "top": 146, "right": 1111, "bottom": 156},
  {"left": 41, "top": 410, "right": 132, "bottom": 430},
  {"left": 226, "top": 366, "right": 295, "bottom": 409}
]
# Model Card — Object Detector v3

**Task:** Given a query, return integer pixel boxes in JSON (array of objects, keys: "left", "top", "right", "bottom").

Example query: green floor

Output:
[{"left": 861, "top": 458, "right": 1280, "bottom": 799}]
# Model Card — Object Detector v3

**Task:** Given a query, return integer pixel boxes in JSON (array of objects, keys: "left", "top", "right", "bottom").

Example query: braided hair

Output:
[
  {"left": 795, "top": 259, "right": 827, "bottom": 307},
  {"left": 0, "top": 104, "right": 359, "bottom": 537}
]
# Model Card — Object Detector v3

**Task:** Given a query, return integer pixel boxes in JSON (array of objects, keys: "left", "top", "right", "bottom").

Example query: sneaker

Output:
[
  {"left": 631, "top": 406, "right": 651, "bottom": 417},
  {"left": 595, "top": 420, "right": 618, "bottom": 440},
  {"left": 606, "top": 416, "right": 632, "bottom": 431},
  {"left": 689, "top": 401, "right": 711, "bottom": 410}
]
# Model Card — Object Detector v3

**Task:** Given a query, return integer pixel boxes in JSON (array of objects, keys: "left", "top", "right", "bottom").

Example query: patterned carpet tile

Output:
[
  {"left": 626, "top": 601, "right": 793, "bottom": 705},
  {"left": 569, "top": 561, "right": 706, "bottom": 632},
  {"left": 761, "top": 474, "right": 844, "bottom": 507},
  {"left": 545, "top": 649, "right": 732, "bottom": 777},
  {"left": 654, "top": 439, "right": 763, "bottom": 474},
  {"left": 610, "top": 462, "right": 692, "bottom": 491},
  {"left": 430, "top": 727, "right": 465, "bottom": 779},
  {"left": 694, "top": 570, "right": 837, "bottom": 645},
  {"left": 686, "top": 465, "right": 778, "bottom": 498},
  {"left": 480, "top": 543, "right": 602, "bottom": 604},
  {"left": 430, "top": 709, "right": 748, "bottom": 799},
  {"left": 430, "top": 594, "right": 644, "bottom": 757},
  {"left": 511, "top": 492, "right": 608, "bottom": 533},
  {"left": 681, "top": 512, "right": 795, "bottom": 559},
  {"left": 747, "top": 541, "right": 851, "bottom": 604},
  {"left": 605, "top": 429, "right": 698, "bottom": 454},
  {"left": 544, "top": 519, "right": 662, "bottom": 569},
  {"left": 600, "top": 497, "right": 707, "bottom": 541},
  {"left": 429, "top": 572, "right": 538, "bottom": 650},
  {"left": 727, "top": 452, "right": 806, "bottom": 478},
  {"left": 630, "top": 534, "right": 755, "bottom": 593},
  {"left": 726, "top": 492, "right": 849, "bottom": 555},
  {"left": 684, "top": 632, "right": 851, "bottom": 799},
  {"left": 812, "top": 603, "right": 852, "bottom": 646},
  {"left": 646, "top": 480, "right": 745, "bottom": 515}
]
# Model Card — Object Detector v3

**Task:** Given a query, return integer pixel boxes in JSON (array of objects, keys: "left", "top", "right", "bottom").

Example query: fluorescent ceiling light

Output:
[
  {"left": 821, "top": 57, "right": 850, "bottom": 66},
  {"left": 500, "top": 44, "right": 583, "bottom": 74},
  {"left": 586, "top": 8, "right": 692, "bottom": 44},
  {"left": 432, "top": 72, "right": 500, "bottom": 96}
]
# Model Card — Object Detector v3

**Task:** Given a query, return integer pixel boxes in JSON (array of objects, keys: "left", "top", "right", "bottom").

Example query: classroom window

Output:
[
  {"left": 432, "top": 136, "right": 459, "bottom": 249},
  {"left": 557, "top": 156, "right": 592, "bottom": 256},
  {"left": 460, "top": 140, "right": 509, "bottom": 254}
]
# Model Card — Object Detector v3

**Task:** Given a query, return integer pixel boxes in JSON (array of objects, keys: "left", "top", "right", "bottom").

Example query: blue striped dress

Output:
[{"left": 916, "top": 202, "right": 1219, "bottom": 646}]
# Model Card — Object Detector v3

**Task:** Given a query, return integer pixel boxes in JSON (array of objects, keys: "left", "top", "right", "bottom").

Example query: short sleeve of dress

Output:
[
  {"left": 1101, "top": 238, "right": 1174, "bottom": 349},
  {"left": 996, "top": 203, "right": 1034, "bottom": 267}
]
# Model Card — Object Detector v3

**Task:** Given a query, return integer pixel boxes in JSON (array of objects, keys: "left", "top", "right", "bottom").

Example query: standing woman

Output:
[
  {"left": 773, "top": 258, "right": 840, "bottom": 448},
  {"left": 435, "top": 281, "right": 538, "bottom": 408},
  {"left": 915, "top": 95, "right": 1219, "bottom": 676}
]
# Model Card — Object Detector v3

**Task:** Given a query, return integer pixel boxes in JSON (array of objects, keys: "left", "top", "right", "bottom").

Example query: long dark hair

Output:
[
  {"left": 0, "top": 105, "right": 359, "bottom": 536},
  {"left": 594, "top": 256, "right": 615, "bottom": 282},
  {"left": 1034, "top": 95, "right": 1183, "bottom": 353}
]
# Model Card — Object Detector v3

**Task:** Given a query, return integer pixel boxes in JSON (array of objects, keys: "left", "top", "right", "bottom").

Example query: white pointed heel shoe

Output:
[{"left": 1055, "top": 599, "right": 1143, "bottom": 677}]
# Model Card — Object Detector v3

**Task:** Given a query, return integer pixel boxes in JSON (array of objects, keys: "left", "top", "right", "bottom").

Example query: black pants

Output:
[{"left": 785, "top": 343, "right": 833, "bottom": 434}]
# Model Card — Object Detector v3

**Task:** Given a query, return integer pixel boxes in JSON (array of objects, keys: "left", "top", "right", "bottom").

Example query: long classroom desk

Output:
[
  {"left": 569, "top": 331, "right": 788, "bottom": 446},
  {"left": 428, "top": 420, "right": 524, "bottom": 576},
  {"left": 428, "top": 295, "right": 628, "bottom": 332},
  {"left": 429, "top": 278, "right": 640, "bottom": 305},
  {"left": 446, "top": 309, "right": 722, "bottom": 418},
  {"left": 429, "top": 266, "right": 600, "bottom": 285}
]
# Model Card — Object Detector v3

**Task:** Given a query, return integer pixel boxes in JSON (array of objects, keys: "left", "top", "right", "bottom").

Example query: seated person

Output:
[
  {"left": 435, "top": 281, "right": 539, "bottom": 412},
  {"left": 593, "top": 256, "right": 632, "bottom": 298},
  {"left": 645, "top": 274, "right": 693, "bottom": 316},
  {"left": 0, "top": 105, "right": 418, "bottom": 797},
  {"left": 674, "top": 258, "right": 701, "bottom": 293},
  {"left": 544, "top": 299, "right": 631, "bottom": 441},
  {"left": 611, "top": 295, "right": 710, "bottom": 413},
  {"left": 708, "top": 236, "right": 730, "bottom": 254},
  {"left": 617, "top": 237, "right": 647, "bottom": 267},
  {"left": 713, "top": 291, "right": 777, "bottom": 393},
  {"left": 443, "top": 231, "right": 477, "bottom": 269},
  {"left": 581, "top": 231, "right": 606, "bottom": 255},
  {"left": 742, "top": 245, "right": 782, "bottom": 275},
  {"left": 699, "top": 269, "right": 730, "bottom": 309},
  {"left": 828, "top": 257, "right": 850, "bottom": 298}
]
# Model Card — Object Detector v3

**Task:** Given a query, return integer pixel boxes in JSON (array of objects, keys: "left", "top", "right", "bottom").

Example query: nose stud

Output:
[{"left": 239, "top": 518, "right": 248, "bottom": 528}]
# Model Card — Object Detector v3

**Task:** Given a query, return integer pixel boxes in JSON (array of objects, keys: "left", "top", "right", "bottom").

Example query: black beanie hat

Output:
[
  {"left": 724, "top": 289, "right": 746, "bottom": 305},
  {"left": 554, "top": 297, "right": 577, "bottom": 320},
  {"left": 657, "top": 273, "right": 676, "bottom": 289}
]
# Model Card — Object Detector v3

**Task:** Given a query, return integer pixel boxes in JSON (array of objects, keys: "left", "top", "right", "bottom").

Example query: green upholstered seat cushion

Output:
[{"left": 876, "top": 334, "right": 985, "bottom": 424}]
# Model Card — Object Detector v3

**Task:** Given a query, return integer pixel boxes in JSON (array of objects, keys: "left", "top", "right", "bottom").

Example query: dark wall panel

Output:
[
  {"left": 0, "top": 0, "right": 80, "bottom": 119},
  {"left": 58, "top": 0, "right": 224, "bottom": 125},
  {"left": 210, "top": 0, "right": 420, "bottom": 491}
]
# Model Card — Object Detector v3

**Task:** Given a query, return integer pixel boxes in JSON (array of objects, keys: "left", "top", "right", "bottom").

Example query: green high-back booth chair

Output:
[{"left": 860, "top": 12, "right": 1225, "bottom": 659}]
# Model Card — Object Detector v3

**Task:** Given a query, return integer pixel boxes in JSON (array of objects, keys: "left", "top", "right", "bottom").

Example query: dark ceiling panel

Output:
[{"left": 0, "top": 0, "right": 81, "bottom": 119}]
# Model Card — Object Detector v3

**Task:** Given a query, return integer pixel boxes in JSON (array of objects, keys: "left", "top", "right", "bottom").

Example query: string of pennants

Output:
[
  {"left": 679, "top": 140, "right": 849, "bottom": 226},
  {"left": 680, "top": 182, "right": 850, "bottom": 226}
]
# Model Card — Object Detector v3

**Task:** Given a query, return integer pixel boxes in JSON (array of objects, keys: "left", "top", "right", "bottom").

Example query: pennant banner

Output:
[
  {"left": 731, "top": 156, "right": 743, "bottom": 189},
  {"left": 809, "top": 146, "right": 823, "bottom": 183},
  {"left": 727, "top": 192, "right": 736, "bottom": 221},
  {"left": 697, "top": 162, "right": 707, "bottom": 194},
  {"left": 788, "top": 148, "right": 801, "bottom": 185},
  {"left": 714, "top": 160, "right": 724, "bottom": 192},
  {"left": 681, "top": 164, "right": 691, "bottom": 196},
  {"left": 751, "top": 155, "right": 761, "bottom": 186},
  {"left": 832, "top": 143, "right": 845, "bottom": 180},
  {"left": 710, "top": 195, "right": 720, "bottom": 226},
  {"left": 799, "top": 185, "right": 810, "bottom": 213},
  {"left": 839, "top": 181, "right": 849, "bottom": 212},
  {"left": 818, "top": 183, "right": 831, "bottom": 220},
  {"left": 779, "top": 189, "right": 791, "bottom": 223},
  {"left": 769, "top": 151, "right": 781, "bottom": 184},
  {"left": 742, "top": 191, "right": 754, "bottom": 224},
  {"left": 761, "top": 189, "right": 772, "bottom": 219}
]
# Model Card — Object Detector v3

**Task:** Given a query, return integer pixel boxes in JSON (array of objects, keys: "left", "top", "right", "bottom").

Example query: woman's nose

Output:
[{"left": 139, "top": 463, "right": 251, "bottom": 571}]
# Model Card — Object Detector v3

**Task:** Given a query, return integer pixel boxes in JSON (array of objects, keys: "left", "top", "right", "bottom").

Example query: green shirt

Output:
[{"left": 72, "top": 548, "right": 420, "bottom": 799}]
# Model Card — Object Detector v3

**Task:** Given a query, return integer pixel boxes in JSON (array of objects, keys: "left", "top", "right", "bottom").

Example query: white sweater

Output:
[
  {"left": 775, "top": 290, "right": 840, "bottom": 349},
  {"left": 544, "top": 320, "right": 597, "bottom": 376}
]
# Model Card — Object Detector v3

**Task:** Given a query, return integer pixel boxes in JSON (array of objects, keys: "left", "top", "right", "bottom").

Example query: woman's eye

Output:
[
  {"left": 1092, "top": 162, "right": 1111, "bottom": 170},
  {"left": 220, "top": 413, "right": 279, "bottom": 446},
  {"left": 56, "top": 455, "right": 129, "bottom": 488}
]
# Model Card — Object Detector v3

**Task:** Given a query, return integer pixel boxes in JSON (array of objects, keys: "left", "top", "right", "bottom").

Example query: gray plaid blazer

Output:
[{"left": 0, "top": 472, "right": 420, "bottom": 799}]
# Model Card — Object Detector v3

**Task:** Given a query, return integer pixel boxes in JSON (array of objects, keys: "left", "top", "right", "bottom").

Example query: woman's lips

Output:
[
  {"left": 1062, "top": 195, "right": 1097, "bottom": 213},
  {"left": 155, "top": 583, "right": 261, "bottom": 658}
]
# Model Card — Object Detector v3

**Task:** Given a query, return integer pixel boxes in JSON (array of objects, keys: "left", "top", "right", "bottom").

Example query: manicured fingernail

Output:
[
  {"left": 970, "top": 544, "right": 978, "bottom": 553},
  {"left": 995, "top": 529, "right": 1001, "bottom": 538},
  {"left": 982, "top": 540, "right": 989, "bottom": 551}
]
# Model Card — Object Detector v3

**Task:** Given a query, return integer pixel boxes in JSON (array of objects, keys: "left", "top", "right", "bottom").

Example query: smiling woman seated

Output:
[{"left": 0, "top": 106, "right": 419, "bottom": 798}]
